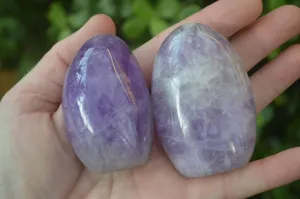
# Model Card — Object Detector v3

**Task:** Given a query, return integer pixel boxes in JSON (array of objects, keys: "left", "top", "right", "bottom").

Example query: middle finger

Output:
[
  {"left": 134, "top": 0, "right": 263, "bottom": 85},
  {"left": 231, "top": 5, "right": 300, "bottom": 71}
]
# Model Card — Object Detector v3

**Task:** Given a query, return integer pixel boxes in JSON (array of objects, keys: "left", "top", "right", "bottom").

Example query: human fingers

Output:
[
  {"left": 189, "top": 147, "right": 300, "bottom": 199},
  {"left": 2, "top": 15, "right": 115, "bottom": 114},
  {"left": 231, "top": 5, "right": 300, "bottom": 71},
  {"left": 251, "top": 45, "right": 300, "bottom": 112},
  {"left": 133, "top": 0, "right": 263, "bottom": 84},
  {"left": 188, "top": 43, "right": 300, "bottom": 199}
]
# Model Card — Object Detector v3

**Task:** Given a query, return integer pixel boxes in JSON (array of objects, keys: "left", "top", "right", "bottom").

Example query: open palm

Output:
[{"left": 1, "top": 1, "right": 300, "bottom": 199}]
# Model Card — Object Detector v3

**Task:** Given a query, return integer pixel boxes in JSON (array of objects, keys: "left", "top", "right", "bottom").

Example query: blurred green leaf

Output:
[
  {"left": 286, "top": 118, "right": 300, "bottom": 146},
  {"left": 149, "top": 17, "right": 169, "bottom": 36},
  {"left": 268, "top": 48, "right": 280, "bottom": 60},
  {"left": 256, "top": 114, "right": 265, "bottom": 129},
  {"left": 178, "top": 4, "right": 201, "bottom": 20},
  {"left": 122, "top": 17, "right": 148, "bottom": 39},
  {"left": 0, "top": 18, "right": 23, "bottom": 60},
  {"left": 293, "top": 0, "right": 300, "bottom": 6},
  {"left": 268, "top": 0, "right": 287, "bottom": 10},
  {"left": 132, "top": 0, "right": 154, "bottom": 20},
  {"left": 274, "top": 94, "right": 288, "bottom": 106},
  {"left": 257, "top": 106, "right": 274, "bottom": 129},
  {"left": 272, "top": 186, "right": 291, "bottom": 199},
  {"left": 157, "top": 0, "right": 180, "bottom": 19},
  {"left": 0, "top": 40, "right": 16, "bottom": 61},
  {"left": 19, "top": 52, "right": 38, "bottom": 77},
  {"left": 120, "top": 0, "right": 133, "bottom": 18},
  {"left": 47, "top": 2, "right": 68, "bottom": 29},
  {"left": 0, "top": 18, "right": 20, "bottom": 37},
  {"left": 58, "top": 28, "right": 72, "bottom": 40},
  {"left": 290, "top": 35, "right": 300, "bottom": 42},
  {"left": 269, "top": 137, "right": 283, "bottom": 153},
  {"left": 72, "top": 0, "right": 90, "bottom": 10},
  {"left": 98, "top": 0, "right": 117, "bottom": 17},
  {"left": 287, "top": 118, "right": 300, "bottom": 137},
  {"left": 69, "top": 10, "right": 90, "bottom": 29},
  {"left": 288, "top": 99, "right": 298, "bottom": 116}
]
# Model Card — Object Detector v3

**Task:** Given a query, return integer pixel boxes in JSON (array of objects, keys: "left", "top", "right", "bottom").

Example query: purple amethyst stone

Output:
[
  {"left": 63, "top": 35, "right": 153, "bottom": 172},
  {"left": 152, "top": 23, "right": 256, "bottom": 178}
]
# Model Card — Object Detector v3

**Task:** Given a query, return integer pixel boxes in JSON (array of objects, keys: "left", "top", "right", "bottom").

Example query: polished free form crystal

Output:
[
  {"left": 152, "top": 23, "right": 256, "bottom": 178},
  {"left": 63, "top": 35, "right": 153, "bottom": 172}
]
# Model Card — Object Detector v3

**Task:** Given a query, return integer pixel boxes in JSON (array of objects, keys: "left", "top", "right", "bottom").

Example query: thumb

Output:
[{"left": 2, "top": 15, "right": 116, "bottom": 115}]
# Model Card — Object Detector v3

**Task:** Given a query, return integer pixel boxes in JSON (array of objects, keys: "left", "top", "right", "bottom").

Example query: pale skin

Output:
[{"left": 0, "top": 0, "right": 300, "bottom": 198}]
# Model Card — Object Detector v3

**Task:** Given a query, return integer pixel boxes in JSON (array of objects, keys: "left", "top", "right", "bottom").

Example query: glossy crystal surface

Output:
[
  {"left": 63, "top": 35, "right": 153, "bottom": 172},
  {"left": 152, "top": 23, "right": 256, "bottom": 177}
]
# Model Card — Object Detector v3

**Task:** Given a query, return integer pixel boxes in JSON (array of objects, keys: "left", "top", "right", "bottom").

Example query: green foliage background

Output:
[{"left": 0, "top": 0, "right": 299, "bottom": 198}]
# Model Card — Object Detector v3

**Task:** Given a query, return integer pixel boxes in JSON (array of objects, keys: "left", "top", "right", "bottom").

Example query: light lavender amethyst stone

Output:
[
  {"left": 63, "top": 35, "right": 153, "bottom": 172},
  {"left": 152, "top": 23, "right": 256, "bottom": 178}
]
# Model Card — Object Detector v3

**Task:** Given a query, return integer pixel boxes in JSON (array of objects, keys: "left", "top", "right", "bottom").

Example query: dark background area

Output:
[{"left": 0, "top": 0, "right": 299, "bottom": 198}]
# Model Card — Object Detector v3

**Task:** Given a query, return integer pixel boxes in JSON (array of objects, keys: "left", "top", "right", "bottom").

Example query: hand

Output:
[{"left": 1, "top": 0, "right": 300, "bottom": 198}]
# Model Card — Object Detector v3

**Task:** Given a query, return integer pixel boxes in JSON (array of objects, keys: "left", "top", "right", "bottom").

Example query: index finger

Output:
[{"left": 134, "top": 0, "right": 263, "bottom": 85}]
